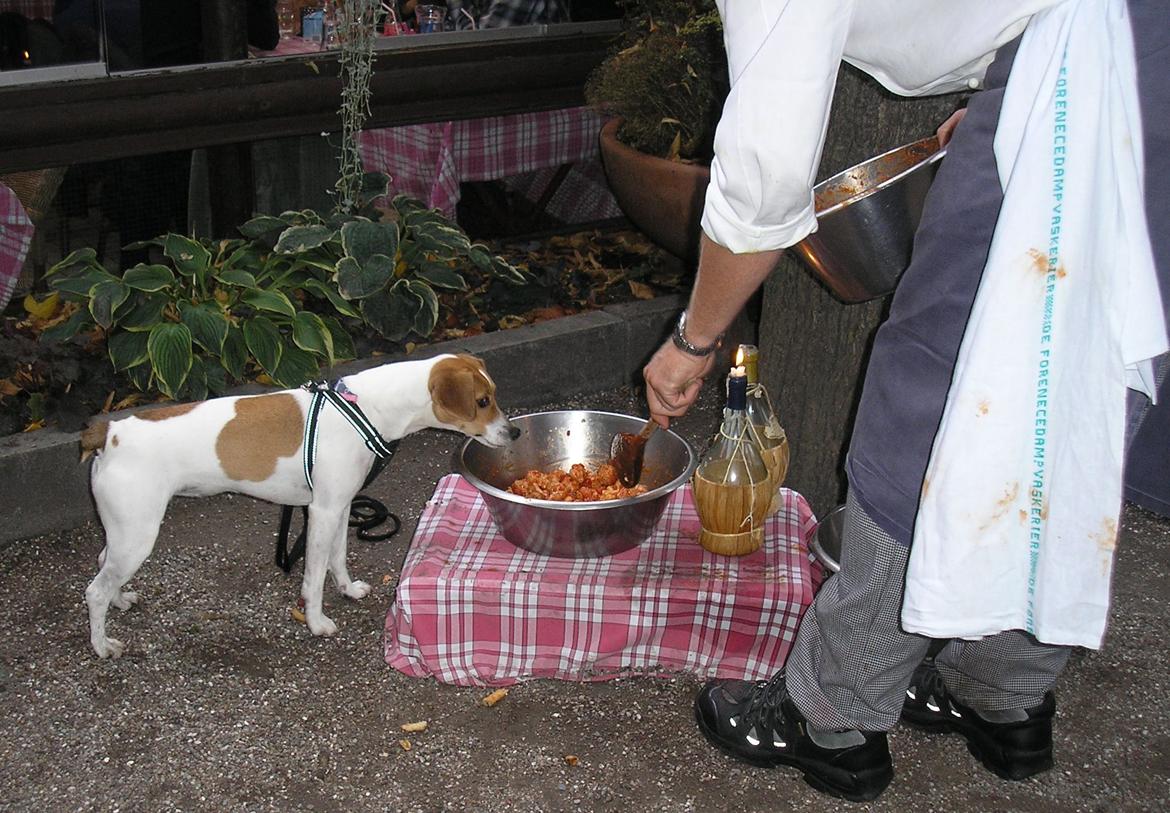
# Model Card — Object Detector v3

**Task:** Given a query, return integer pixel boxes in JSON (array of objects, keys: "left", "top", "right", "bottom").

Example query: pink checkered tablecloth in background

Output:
[
  {"left": 0, "top": 182, "right": 34, "bottom": 312},
  {"left": 358, "top": 107, "right": 623, "bottom": 224},
  {"left": 384, "top": 474, "right": 822, "bottom": 687}
]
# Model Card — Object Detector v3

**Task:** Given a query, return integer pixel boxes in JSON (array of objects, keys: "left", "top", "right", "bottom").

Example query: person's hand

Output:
[
  {"left": 644, "top": 341, "right": 716, "bottom": 428},
  {"left": 936, "top": 108, "right": 967, "bottom": 149}
]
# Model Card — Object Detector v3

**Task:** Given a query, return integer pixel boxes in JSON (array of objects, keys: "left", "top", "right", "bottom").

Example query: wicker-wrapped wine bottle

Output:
[
  {"left": 692, "top": 369, "right": 772, "bottom": 556},
  {"left": 737, "top": 344, "right": 790, "bottom": 515}
]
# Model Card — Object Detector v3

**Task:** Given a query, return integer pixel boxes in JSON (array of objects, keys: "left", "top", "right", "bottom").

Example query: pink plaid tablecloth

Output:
[
  {"left": 358, "top": 107, "right": 622, "bottom": 224},
  {"left": 0, "top": 183, "right": 34, "bottom": 311},
  {"left": 384, "top": 474, "right": 822, "bottom": 687}
]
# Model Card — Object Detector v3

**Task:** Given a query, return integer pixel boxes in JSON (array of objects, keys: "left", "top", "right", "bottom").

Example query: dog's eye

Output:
[{"left": 476, "top": 396, "right": 490, "bottom": 409}]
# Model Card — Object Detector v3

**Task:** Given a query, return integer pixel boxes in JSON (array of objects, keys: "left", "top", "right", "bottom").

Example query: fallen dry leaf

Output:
[
  {"left": 481, "top": 688, "right": 509, "bottom": 707},
  {"left": 628, "top": 281, "right": 656, "bottom": 300},
  {"left": 564, "top": 755, "right": 579, "bottom": 766},
  {"left": 382, "top": 574, "right": 393, "bottom": 585},
  {"left": 289, "top": 607, "right": 306, "bottom": 625},
  {"left": 400, "top": 721, "right": 428, "bottom": 733},
  {"left": 398, "top": 739, "right": 411, "bottom": 751}
]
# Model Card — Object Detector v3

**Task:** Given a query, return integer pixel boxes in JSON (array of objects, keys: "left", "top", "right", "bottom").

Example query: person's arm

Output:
[
  {"left": 644, "top": 236, "right": 781, "bottom": 427},
  {"left": 644, "top": 0, "right": 855, "bottom": 425}
]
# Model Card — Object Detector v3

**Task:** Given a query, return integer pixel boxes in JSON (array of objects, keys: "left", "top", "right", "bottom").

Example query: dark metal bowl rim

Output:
[
  {"left": 813, "top": 136, "right": 947, "bottom": 220},
  {"left": 456, "top": 410, "right": 697, "bottom": 512}
]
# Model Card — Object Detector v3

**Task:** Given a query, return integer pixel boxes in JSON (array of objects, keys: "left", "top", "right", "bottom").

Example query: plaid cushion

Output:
[{"left": 384, "top": 474, "right": 822, "bottom": 686}]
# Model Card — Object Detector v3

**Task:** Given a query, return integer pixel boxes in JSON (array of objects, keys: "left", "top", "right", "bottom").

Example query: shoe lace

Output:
[{"left": 739, "top": 671, "right": 790, "bottom": 734}]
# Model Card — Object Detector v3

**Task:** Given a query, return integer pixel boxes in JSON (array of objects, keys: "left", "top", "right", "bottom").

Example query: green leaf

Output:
[
  {"left": 216, "top": 268, "right": 259, "bottom": 288},
  {"left": 271, "top": 345, "right": 321, "bottom": 388},
  {"left": 242, "top": 315, "right": 283, "bottom": 375},
  {"left": 163, "top": 234, "right": 212, "bottom": 279},
  {"left": 179, "top": 301, "right": 229, "bottom": 354},
  {"left": 122, "top": 237, "right": 165, "bottom": 252},
  {"left": 241, "top": 289, "right": 297, "bottom": 319},
  {"left": 274, "top": 224, "right": 335, "bottom": 254},
  {"left": 491, "top": 255, "right": 529, "bottom": 285},
  {"left": 341, "top": 219, "right": 398, "bottom": 266},
  {"left": 415, "top": 261, "right": 467, "bottom": 290},
  {"left": 89, "top": 280, "right": 131, "bottom": 329},
  {"left": 122, "top": 264, "right": 175, "bottom": 292},
  {"left": 319, "top": 315, "right": 356, "bottom": 362},
  {"left": 181, "top": 355, "right": 209, "bottom": 402},
  {"left": 361, "top": 171, "right": 390, "bottom": 200},
  {"left": 204, "top": 362, "right": 229, "bottom": 395},
  {"left": 48, "top": 268, "right": 116, "bottom": 298},
  {"left": 335, "top": 255, "right": 393, "bottom": 300},
  {"left": 118, "top": 292, "right": 170, "bottom": 331},
  {"left": 406, "top": 279, "right": 439, "bottom": 337},
  {"left": 108, "top": 330, "right": 150, "bottom": 371},
  {"left": 126, "top": 362, "right": 152, "bottom": 392},
  {"left": 45, "top": 247, "right": 99, "bottom": 278},
  {"left": 220, "top": 324, "right": 248, "bottom": 381},
  {"left": 39, "top": 308, "right": 92, "bottom": 343},
  {"left": 300, "top": 278, "right": 360, "bottom": 318},
  {"left": 291, "top": 311, "right": 333, "bottom": 365},
  {"left": 147, "top": 322, "right": 193, "bottom": 399},
  {"left": 468, "top": 245, "right": 494, "bottom": 272},
  {"left": 360, "top": 285, "right": 418, "bottom": 342},
  {"left": 237, "top": 215, "right": 287, "bottom": 240}
]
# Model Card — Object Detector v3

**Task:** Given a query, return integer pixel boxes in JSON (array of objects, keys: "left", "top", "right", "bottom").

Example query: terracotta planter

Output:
[{"left": 598, "top": 118, "right": 710, "bottom": 264}]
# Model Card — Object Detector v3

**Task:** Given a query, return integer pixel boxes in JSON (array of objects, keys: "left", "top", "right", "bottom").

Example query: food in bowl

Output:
[{"left": 508, "top": 463, "right": 647, "bottom": 502}]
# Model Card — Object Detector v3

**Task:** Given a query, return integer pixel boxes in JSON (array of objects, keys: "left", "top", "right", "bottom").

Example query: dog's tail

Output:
[{"left": 79, "top": 421, "right": 109, "bottom": 463}]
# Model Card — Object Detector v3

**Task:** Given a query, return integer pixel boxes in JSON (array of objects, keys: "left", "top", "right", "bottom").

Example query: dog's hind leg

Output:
[
  {"left": 301, "top": 506, "right": 348, "bottom": 637},
  {"left": 86, "top": 477, "right": 167, "bottom": 658}
]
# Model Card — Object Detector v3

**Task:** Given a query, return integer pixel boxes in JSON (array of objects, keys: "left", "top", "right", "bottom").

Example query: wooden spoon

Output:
[{"left": 610, "top": 419, "right": 659, "bottom": 487}]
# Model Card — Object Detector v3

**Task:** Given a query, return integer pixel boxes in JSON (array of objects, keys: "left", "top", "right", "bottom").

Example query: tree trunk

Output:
[{"left": 759, "top": 65, "right": 962, "bottom": 519}]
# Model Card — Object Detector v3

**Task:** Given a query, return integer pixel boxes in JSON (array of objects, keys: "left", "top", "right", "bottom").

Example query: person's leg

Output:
[{"left": 786, "top": 492, "right": 932, "bottom": 730}]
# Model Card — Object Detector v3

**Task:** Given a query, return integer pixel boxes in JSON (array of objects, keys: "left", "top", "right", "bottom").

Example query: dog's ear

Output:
[{"left": 429, "top": 360, "right": 477, "bottom": 425}]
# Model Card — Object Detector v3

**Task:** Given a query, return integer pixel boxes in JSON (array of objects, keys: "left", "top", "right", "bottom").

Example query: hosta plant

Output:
[{"left": 42, "top": 185, "right": 527, "bottom": 400}]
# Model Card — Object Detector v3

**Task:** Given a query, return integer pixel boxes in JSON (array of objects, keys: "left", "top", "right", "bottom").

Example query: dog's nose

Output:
[{"left": 508, "top": 423, "right": 521, "bottom": 440}]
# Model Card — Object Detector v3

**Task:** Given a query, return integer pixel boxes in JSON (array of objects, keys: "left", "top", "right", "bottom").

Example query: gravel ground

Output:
[{"left": 1, "top": 380, "right": 1167, "bottom": 812}]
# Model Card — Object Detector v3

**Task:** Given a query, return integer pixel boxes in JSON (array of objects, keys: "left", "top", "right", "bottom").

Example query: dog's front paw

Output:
[
  {"left": 307, "top": 615, "right": 338, "bottom": 637},
  {"left": 342, "top": 580, "right": 371, "bottom": 600},
  {"left": 112, "top": 591, "right": 139, "bottom": 611},
  {"left": 92, "top": 636, "right": 125, "bottom": 659}
]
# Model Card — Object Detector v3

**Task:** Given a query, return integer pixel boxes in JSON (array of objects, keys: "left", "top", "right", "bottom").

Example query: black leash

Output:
[{"left": 274, "top": 380, "right": 403, "bottom": 574}]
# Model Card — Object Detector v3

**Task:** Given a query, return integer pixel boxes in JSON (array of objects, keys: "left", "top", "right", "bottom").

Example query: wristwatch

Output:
[{"left": 671, "top": 311, "right": 724, "bottom": 357}]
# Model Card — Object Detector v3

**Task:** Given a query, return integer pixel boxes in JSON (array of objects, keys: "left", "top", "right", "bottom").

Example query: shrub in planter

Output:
[{"left": 584, "top": 0, "right": 727, "bottom": 163}]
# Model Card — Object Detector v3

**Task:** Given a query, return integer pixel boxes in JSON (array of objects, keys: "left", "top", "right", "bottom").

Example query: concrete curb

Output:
[{"left": 0, "top": 295, "right": 694, "bottom": 545}]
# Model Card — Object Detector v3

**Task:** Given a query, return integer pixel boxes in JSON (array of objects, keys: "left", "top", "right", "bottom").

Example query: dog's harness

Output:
[
  {"left": 275, "top": 378, "right": 401, "bottom": 574},
  {"left": 300, "top": 378, "right": 396, "bottom": 489}
]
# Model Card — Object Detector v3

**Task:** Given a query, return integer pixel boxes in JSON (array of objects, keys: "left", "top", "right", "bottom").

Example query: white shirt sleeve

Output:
[{"left": 701, "top": 0, "right": 857, "bottom": 254}]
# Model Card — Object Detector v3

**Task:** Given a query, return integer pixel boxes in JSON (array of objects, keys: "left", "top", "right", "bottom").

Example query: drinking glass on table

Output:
[
  {"left": 277, "top": 0, "right": 297, "bottom": 39},
  {"left": 415, "top": 4, "right": 445, "bottom": 32}
]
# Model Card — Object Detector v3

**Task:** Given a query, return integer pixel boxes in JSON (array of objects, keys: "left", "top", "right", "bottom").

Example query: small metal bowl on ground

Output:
[
  {"left": 457, "top": 410, "right": 697, "bottom": 558},
  {"left": 793, "top": 135, "right": 946, "bottom": 303},
  {"left": 811, "top": 503, "right": 845, "bottom": 574}
]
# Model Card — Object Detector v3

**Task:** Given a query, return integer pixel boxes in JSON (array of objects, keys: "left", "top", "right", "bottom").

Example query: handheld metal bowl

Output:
[
  {"left": 792, "top": 135, "right": 946, "bottom": 303},
  {"left": 457, "top": 410, "right": 697, "bottom": 558}
]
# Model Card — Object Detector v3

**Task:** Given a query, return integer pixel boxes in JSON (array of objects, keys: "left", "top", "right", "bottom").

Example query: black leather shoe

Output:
[
  {"left": 901, "top": 657, "right": 1055, "bottom": 780},
  {"left": 694, "top": 672, "right": 894, "bottom": 802}
]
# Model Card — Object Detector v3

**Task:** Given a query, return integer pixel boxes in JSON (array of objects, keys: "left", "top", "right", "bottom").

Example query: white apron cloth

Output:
[{"left": 901, "top": 0, "right": 1168, "bottom": 649}]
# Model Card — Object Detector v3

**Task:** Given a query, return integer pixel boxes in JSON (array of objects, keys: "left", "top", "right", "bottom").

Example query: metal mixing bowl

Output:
[
  {"left": 457, "top": 410, "right": 697, "bottom": 558},
  {"left": 792, "top": 136, "right": 946, "bottom": 303},
  {"left": 811, "top": 503, "right": 845, "bottom": 574}
]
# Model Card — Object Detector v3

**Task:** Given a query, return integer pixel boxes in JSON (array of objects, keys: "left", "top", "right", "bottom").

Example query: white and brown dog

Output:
[{"left": 80, "top": 353, "right": 518, "bottom": 658}]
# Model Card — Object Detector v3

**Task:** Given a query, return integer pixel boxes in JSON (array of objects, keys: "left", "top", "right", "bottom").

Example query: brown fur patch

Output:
[
  {"left": 79, "top": 422, "right": 109, "bottom": 460},
  {"left": 429, "top": 355, "right": 495, "bottom": 429},
  {"left": 215, "top": 393, "right": 303, "bottom": 482},
  {"left": 137, "top": 402, "right": 198, "bottom": 421}
]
